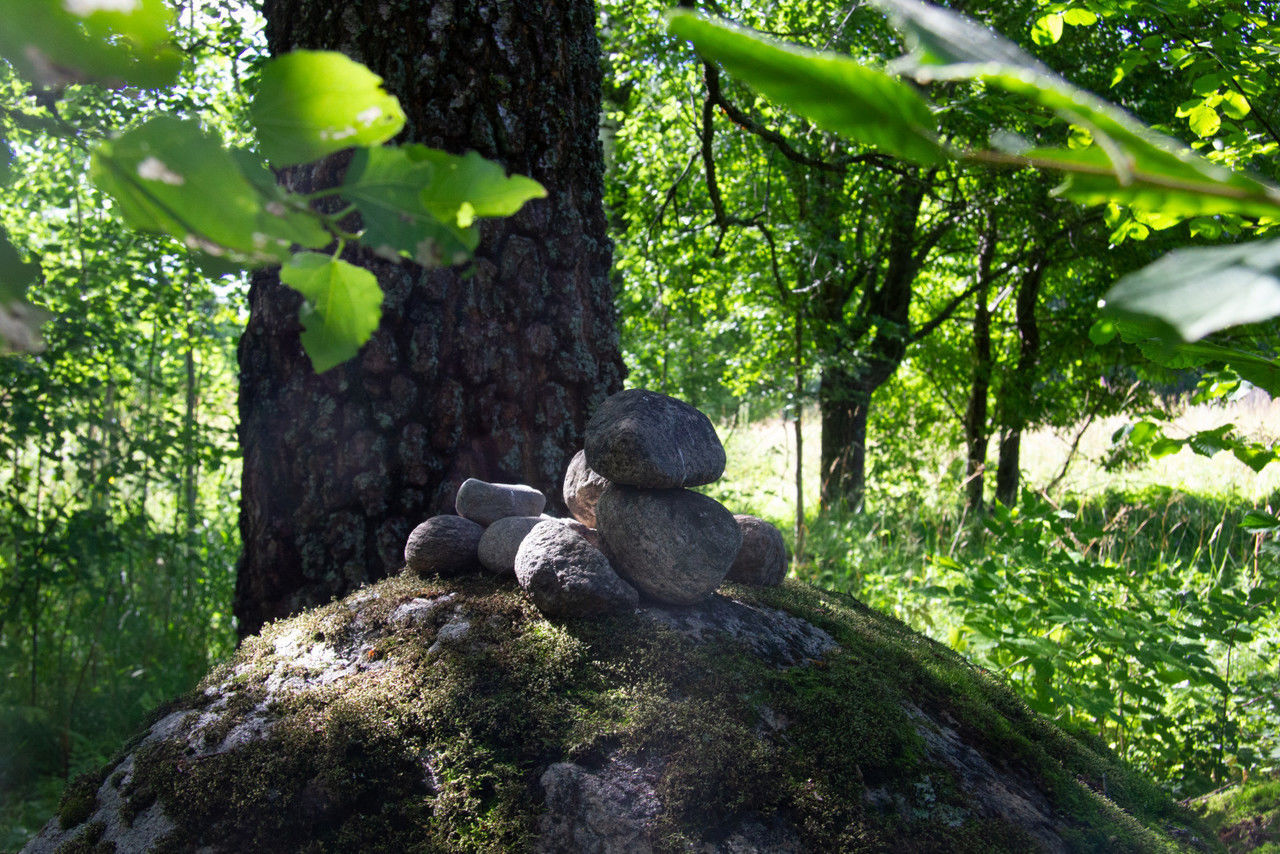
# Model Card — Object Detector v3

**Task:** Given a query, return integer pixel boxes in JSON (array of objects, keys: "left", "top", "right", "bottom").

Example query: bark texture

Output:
[
  {"left": 235, "top": 0, "right": 625, "bottom": 635},
  {"left": 994, "top": 251, "right": 1046, "bottom": 507}
]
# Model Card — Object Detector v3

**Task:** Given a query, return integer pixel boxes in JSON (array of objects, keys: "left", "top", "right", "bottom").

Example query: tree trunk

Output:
[
  {"left": 818, "top": 365, "right": 876, "bottom": 512},
  {"left": 994, "top": 251, "right": 1046, "bottom": 507},
  {"left": 963, "top": 213, "right": 997, "bottom": 513},
  {"left": 235, "top": 0, "right": 625, "bottom": 635}
]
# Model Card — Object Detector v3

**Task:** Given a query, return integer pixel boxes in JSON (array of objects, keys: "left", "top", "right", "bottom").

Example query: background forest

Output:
[{"left": 2, "top": 0, "right": 1279, "bottom": 849}]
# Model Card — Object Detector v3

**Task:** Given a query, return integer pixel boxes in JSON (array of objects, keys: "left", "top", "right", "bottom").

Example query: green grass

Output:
[{"left": 707, "top": 399, "right": 1280, "bottom": 798}]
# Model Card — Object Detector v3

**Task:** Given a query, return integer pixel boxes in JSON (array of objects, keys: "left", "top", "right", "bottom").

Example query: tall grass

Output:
[{"left": 708, "top": 399, "right": 1280, "bottom": 796}]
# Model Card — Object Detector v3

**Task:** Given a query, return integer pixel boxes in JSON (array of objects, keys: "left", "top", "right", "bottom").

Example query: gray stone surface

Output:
[
  {"left": 455, "top": 477, "right": 546, "bottom": 525},
  {"left": 642, "top": 595, "right": 838, "bottom": 668},
  {"left": 557, "top": 517, "right": 601, "bottom": 550},
  {"left": 726, "top": 515, "right": 789, "bottom": 587},
  {"left": 515, "top": 521, "right": 638, "bottom": 617},
  {"left": 584, "top": 389, "right": 726, "bottom": 488},
  {"left": 595, "top": 485, "right": 741, "bottom": 605},
  {"left": 563, "top": 449, "right": 610, "bottom": 527},
  {"left": 404, "top": 515, "right": 483, "bottom": 577},
  {"left": 478, "top": 515, "right": 544, "bottom": 575}
]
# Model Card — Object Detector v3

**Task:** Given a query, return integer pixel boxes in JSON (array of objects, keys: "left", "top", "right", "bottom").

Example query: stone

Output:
[
  {"left": 562, "top": 449, "right": 609, "bottom": 527},
  {"left": 403, "top": 515, "right": 483, "bottom": 577},
  {"left": 477, "top": 516, "right": 544, "bottom": 575},
  {"left": 514, "top": 521, "right": 638, "bottom": 617},
  {"left": 726, "top": 515, "right": 789, "bottom": 587},
  {"left": 556, "top": 517, "right": 601, "bottom": 550},
  {"left": 455, "top": 477, "right": 546, "bottom": 525},
  {"left": 595, "top": 485, "right": 741, "bottom": 606},
  {"left": 584, "top": 389, "right": 725, "bottom": 488}
]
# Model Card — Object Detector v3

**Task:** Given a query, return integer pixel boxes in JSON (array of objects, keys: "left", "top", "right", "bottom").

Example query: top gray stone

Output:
[
  {"left": 455, "top": 478, "right": 546, "bottom": 526},
  {"left": 583, "top": 389, "right": 726, "bottom": 489}
]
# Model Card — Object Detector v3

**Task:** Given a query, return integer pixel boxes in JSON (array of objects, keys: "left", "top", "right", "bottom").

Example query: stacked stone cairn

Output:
[{"left": 403, "top": 389, "right": 789, "bottom": 618}]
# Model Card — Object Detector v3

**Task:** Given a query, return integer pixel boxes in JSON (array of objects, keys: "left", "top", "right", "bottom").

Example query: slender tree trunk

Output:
[
  {"left": 235, "top": 0, "right": 625, "bottom": 635},
  {"left": 994, "top": 251, "right": 1046, "bottom": 507},
  {"left": 963, "top": 214, "right": 997, "bottom": 513},
  {"left": 792, "top": 308, "right": 805, "bottom": 564},
  {"left": 818, "top": 365, "right": 877, "bottom": 512}
]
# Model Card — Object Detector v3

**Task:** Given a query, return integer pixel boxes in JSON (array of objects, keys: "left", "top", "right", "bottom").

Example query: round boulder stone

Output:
[
  {"left": 404, "top": 515, "right": 483, "bottom": 577},
  {"left": 563, "top": 450, "right": 610, "bottom": 528},
  {"left": 478, "top": 516, "right": 544, "bottom": 575},
  {"left": 595, "top": 485, "right": 741, "bottom": 606},
  {"left": 455, "top": 478, "right": 546, "bottom": 526},
  {"left": 515, "top": 521, "right": 639, "bottom": 617},
  {"left": 726, "top": 515, "right": 788, "bottom": 587},
  {"left": 584, "top": 389, "right": 726, "bottom": 489}
]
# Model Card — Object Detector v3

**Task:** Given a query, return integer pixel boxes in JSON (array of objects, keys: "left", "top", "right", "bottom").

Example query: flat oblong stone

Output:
[
  {"left": 595, "top": 485, "right": 741, "bottom": 606},
  {"left": 404, "top": 515, "right": 483, "bottom": 577},
  {"left": 455, "top": 478, "right": 546, "bottom": 526},
  {"left": 725, "top": 515, "right": 788, "bottom": 587},
  {"left": 584, "top": 389, "right": 725, "bottom": 488},
  {"left": 515, "top": 521, "right": 638, "bottom": 618}
]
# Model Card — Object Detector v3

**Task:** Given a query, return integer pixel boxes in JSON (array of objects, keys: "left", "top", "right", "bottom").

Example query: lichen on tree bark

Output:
[{"left": 235, "top": 0, "right": 625, "bottom": 635}]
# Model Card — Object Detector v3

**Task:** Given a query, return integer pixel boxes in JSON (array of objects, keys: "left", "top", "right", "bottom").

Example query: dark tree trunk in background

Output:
[
  {"left": 235, "top": 0, "right": 625, "bottom": 636},
  {"left": 994, "top": 251, "right": 1046, "bottom": 507},
  {"left": 963, "top": 213, "right": 997, "bottom": 514}
]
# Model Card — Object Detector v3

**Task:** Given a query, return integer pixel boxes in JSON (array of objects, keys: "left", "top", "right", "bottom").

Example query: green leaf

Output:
[
  {"left": 1149, "top": 438, "right": 1183, "bottom": 458},
  {"left": 0, "top": 0, "right": 181, "bottom": 88},
  {"left": 871, "top": 0, "right": 1280, "bottom": 219},
  {"left": 1104, "top": 238, "right": 1280, "bottom": 341},
  {"left": 1088, "top": 318, "right": 1117, "bottom": 345},
  {"left": 1187, "top": 103, "right": 1220, "bottom": 137},
  {"left": 1241, "top": 510, "right": 1280, "bottom": 533},
  {"left": 280, "top": 252, "right": 383, "bottom": 373},
  {"left": 665, "top": 9, "right": 945, "bottom": 165},
  {"left": 1062, "top": 8, "right": 1098, "bottom": 26},
  {"left": 91, "top": 117, "right": 329, "bottom": 265},
  {"left": 342, "top": 145, "right": 477, "bottom": 267},
  {"left": 250, "top": 51, "right": 406, "bottom": 167},
  {"left": 0, "top": 141, "right": 12, "bottom": 186},
  {"left": 1234, "top": 446, "right": 1279, "bottom": 473},
  {"left": 1220, "top": 90, "right": 1251, "bottom": 120},
  {"left": 412, "top": 148, "right": 547, "bottom": 223},
  {"left": 1031, "top": 13, "right": 1064, "bottom": 45}
]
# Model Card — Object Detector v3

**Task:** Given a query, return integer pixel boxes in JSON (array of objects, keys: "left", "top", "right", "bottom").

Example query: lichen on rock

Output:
[{"left": 27, "top": 575, "right": 1215, "bottom": 853}]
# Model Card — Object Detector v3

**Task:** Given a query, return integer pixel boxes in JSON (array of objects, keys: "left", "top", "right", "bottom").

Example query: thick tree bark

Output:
[
  {"left": 994, "top": 251, "right": 1046, "bottom": 507},
  {"left": 235, "top": 0, "right": 625, "bottom": 635}
]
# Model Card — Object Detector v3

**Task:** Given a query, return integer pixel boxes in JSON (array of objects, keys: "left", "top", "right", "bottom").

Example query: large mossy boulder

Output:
[{"left": 27, "top": 575, "right": 1214, "bottom": 853}]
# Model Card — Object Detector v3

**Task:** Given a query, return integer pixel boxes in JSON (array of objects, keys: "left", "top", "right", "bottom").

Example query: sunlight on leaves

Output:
[{"left": 280, "top": 252, "right": 384, "bottom": 373}]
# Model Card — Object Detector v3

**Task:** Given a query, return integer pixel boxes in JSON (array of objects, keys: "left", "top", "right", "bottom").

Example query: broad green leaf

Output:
[
  {"left": 251, "top": 51, "right": 406, "bottom": 167},
  {"left": 872, "top": 0, "right": 1280, "bottom": 219},
  {"left": 280, "top": 252, "right": 383, "bottom": 373},
  {"left": 1149, "top": 438, "right": 1183, "bottom": 458},
  {"left": 1031, "top": 13, "right": 1064, "bottom": 46},
  {"left": 1187, "top": 103, "right": 1220, "bottom": 138},
  {"left": 342, "top": 146, "right": 477, "bottom": 267},
  {"left": 1187, "top": 424, "right": 1233, "bottom": 457},
  {"left": 1104, "top": 238, "right": 1280, "bottom": 342},
  {"left": 1220, "top": 90, "right": 1251, "bottom": 120},
  {"left": 0, "top": 0, "right": 181, "bottom": 88},
  {"left": 1241, "top": 510, "right": 1280, "bottom": 533},
  {"left": 1062, "top": 8, "right": 1098, "bottom": 26},
  {"left": 91, "top": 117, "right": 329, "bottom": 265},
  {"left": 665, "top": 9, "right": 945, "bottom": 165},
  {"left": 411, "top": 147, "right": 547, "bottom": 223},
  {"left": 1088, "top": 318, "right": 1117, "bottom": 345},
  {"left": 1234, "top": 446, "right": 1279, "bottom": 473}
]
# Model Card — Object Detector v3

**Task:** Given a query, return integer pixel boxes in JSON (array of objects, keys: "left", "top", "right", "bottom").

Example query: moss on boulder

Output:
[{"left": 26, "top": 574, "right": 1217, "bottom": 852}]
